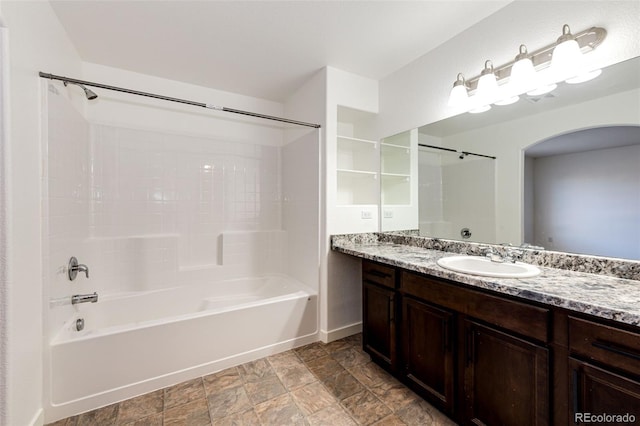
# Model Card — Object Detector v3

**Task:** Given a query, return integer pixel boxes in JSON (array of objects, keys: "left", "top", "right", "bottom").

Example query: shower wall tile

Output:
[{"left": 85, "top": 124, "right": 285, "bottom": 293}]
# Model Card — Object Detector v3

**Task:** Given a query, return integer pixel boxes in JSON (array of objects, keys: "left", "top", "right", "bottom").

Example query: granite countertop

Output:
[{"left": 332, "top": 237, "right": 640, "bottom": 328}]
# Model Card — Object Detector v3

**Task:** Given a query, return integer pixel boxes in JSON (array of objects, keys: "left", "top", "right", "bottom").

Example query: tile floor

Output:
[{"left": 47, "top": 334, "right": 456, "bottom": 426}]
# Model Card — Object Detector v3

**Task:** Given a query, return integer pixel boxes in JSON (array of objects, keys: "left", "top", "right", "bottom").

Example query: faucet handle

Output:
[
  {"left": 68, "top": 257, "right": 89, "bottom": 280},
  {"left": 505, "top": 248, "right": 524, "bottom": 263}
]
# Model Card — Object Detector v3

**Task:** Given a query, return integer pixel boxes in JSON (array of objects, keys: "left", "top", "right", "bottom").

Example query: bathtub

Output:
[{"left": 46, "top": 275, "right": 318, "bottom": 421}]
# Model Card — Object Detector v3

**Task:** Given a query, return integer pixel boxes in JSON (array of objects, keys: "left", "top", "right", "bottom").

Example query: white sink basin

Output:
[{"left": 436, "top": 255, "right": 541, "bottom": 278}]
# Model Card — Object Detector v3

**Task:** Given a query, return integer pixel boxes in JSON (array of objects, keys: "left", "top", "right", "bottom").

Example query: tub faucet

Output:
[
  {"left": 68, "top": 257, "right": 89, "bottom": 280},
  {"left": 71, "top": 292, "right": 98, "bottom": 305}
]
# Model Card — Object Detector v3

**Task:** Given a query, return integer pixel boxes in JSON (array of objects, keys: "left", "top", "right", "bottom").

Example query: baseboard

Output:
[{"left": 319, "top": 322, "right": 362, "bottom": 343}]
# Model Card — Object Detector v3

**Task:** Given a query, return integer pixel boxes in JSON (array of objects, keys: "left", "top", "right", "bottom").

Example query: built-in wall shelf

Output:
[
  {"left": 380, "top": 129, "right": 418, "bottom": 231},
  {"left": 335, "top": 106, "right": 379, "bottom": 232}
]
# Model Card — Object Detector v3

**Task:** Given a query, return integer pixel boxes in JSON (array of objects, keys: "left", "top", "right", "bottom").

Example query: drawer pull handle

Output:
[
  {"left": 592, "top": 341, "right": 640, "bottom": 361},
  {"left": 572, "top": 369, "right": 580, "bottom": 417},
  {"left": 442, "top": 319, "right": 450, "bottom": 353},
  {"left": 366, "top": 270, "right": 390, "bottom": 279},
  {"left": 466, "top": 328, "right": 474, "bottom": 366}
]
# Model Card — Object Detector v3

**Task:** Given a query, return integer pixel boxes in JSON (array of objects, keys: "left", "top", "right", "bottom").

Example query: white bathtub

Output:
[{"left": 46, "top": 275, "right": 318, "bottom": 422}]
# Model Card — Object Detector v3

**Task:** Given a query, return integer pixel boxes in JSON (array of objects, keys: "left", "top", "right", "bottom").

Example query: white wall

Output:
[
  {"left": 379, "top": 1, "right": 640, "bottom": 138},
  {"left": 530, "top": 144, "right": 640, "bottom": 258},
  {"left": 324, "top": 67, "right": 379, "bottom": 339},
  {"left": 0, "top": 2, "right": 83, "bottom": 425},
  {"left": 0, "top": 22, "right": 9, "bottom": 426}
]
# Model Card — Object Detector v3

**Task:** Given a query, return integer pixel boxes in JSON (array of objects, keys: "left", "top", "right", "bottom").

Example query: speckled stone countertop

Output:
[{"left": 332, "top": 233, "right": 640, "bottom": 327}]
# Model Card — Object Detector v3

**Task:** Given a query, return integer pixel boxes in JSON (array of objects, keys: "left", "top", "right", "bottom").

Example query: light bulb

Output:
[
  {"left": 509, "top": 45, "right": 538, "bottom": 95},
  {"left": 448, "top": 73, "right": 469, "bottom": 107},
  {"left": 551, "top": 24, "right": 585, "bottom": 81},
  {"left": 476, "top": 60, "right": 499, "bottom": 105}
]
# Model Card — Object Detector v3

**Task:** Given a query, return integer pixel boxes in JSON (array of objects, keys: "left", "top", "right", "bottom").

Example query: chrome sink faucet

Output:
[
  {"left": 484, "top": 246, "right": 523, "bottom": 263},
  {"left": 504, "top": 247, "right": 524, "bottom": 263},
  {"left": 484, "top": 247, "right": 504, "bottom": 263}
]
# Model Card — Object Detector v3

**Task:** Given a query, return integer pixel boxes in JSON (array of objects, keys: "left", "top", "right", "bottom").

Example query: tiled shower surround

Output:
[
  {"left": 88, "top": 125, "right": 284, "bottom": 283},
  {"left": 45, "top": 90, "right": 290, "bottom": 334},
  {"left": 49, "top": 122, "right": 285, "bottom": 292}
]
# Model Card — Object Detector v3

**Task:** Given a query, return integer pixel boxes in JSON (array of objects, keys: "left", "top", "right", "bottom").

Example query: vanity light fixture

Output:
[{"left": 447, "top": 24, "right": 606, "bottom": 113}]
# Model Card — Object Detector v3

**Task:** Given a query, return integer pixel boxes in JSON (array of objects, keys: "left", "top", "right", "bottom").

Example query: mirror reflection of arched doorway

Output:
[{"left": 523, "top": 126, "right": 640, "bottom": 259}]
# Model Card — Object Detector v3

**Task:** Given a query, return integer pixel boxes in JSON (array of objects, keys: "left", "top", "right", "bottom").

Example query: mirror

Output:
[{"left": 381, "top": 56, "right": 640, "bottom": 260}]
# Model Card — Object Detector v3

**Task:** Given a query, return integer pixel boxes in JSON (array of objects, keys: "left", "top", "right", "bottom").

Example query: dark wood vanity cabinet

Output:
[
  {"left": 362, "top": 260, "right": 552, "bottom": 424},
  {"left": 401, "top": 296, "right": 455, "bottom": 413},
  {"left": 567, "top": 316, "right": 640, "bottom": 424},
  {"left": 361, "top": 259, "right": 640, "bottom": 425},
  {"left": 569, "top": 358, "right": 640, "bottom": 425},
  {"left": 464, "top": 320, "right": 549, "bottom": 426},
  {"left": 362, "top": 261, "right": 397, "bottom": 371}
]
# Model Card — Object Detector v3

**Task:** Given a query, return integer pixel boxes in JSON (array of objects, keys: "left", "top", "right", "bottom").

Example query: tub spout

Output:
[{"left": 71, "top": 292, "right": 98, "bottom": 305}]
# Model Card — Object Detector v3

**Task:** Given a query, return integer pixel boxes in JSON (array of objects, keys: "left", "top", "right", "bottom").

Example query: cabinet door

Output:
[
  {"left": 569, "top": 358, "right": 640, "bottom": 425},
  {"left": 402, "top": 297, "right": 455, "bottom": 414},
  {"left": 464, "top": 320, "right": 549, "bottom": 426},
  {"left": 363, "top": 281, "right": 396, "bottom": 370}
]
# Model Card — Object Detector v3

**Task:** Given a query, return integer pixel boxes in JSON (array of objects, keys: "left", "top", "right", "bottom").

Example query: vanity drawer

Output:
[
  {"left": 363, "top": 260, "right": 396, "bottom": 289},
  {"left": 401, "top": 272, "right": 550, "bottom": 342},
  {"left": 569, "top": 316, "right": 640, "bottom": 376}
]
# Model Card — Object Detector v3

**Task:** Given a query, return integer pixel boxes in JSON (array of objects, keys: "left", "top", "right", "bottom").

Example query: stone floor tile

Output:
[
  {"left": 76, "top": 403, "right": 119, "bottom": 426},
  {"left": 254, "top": 393, "right": 305, "bottom": 426},
  {"left": 321, "top": 370, "right": 365, "bottom": 400},
  {"left": 243, "top": 375, "right": 287, "bottom": 405},
  {"left": 121, "top": 412, "right": 163, "bottom": 426},
  {"left": 369, "top": 378, "right": 419, "bottom": 411},
  {"left": 321, "top": 339, "right": 352, "bottom": 354},
  {"left": 164, "top": 398, "right": 211, "bottom": 426},
  {"left": 207, "top": 386, "right": 252, "bottom": 421},
  {"left": 341, "top": 390, "right": 392, "bottom": 426},
  {"left": 349, "top": 361, "right": 391, "bottom": 388},
  {"left": 267, "top": 350, "right": 304, "bottom": 371},
  {"left": 210, "top": 408, "right": 261, "bottom": 426},
  {"left": 344, "top": 333, "right": 363, "bottom": 347},
  {"left": 164, "top": 377, "right": 206, "bottom": 410},
  {"left": 46, "top": 417, "right": 78, "bottom": 426},
  {"left": 306, "top": 404, "right": 358, "bottom": 426},
  {"left": 395, "top": 400, "right": 436, "bottom": 425},
  {"left": 373, "top": 415, "right": 408, "bottom": 426},
  {"left": 117, "top": 390, "right": 163, "bottom": 424},
  {"left": 305, "top": 355, "right": 345, "bottom": 380},
  {"left": 237, "top": 359, "right": 276, "bottom": 383},
  {"left": 331, "top": 347, "right": 371, "bottom": 369},
  {"left": 274, "top": 363, "right": 317, "bottom": 391},
  {"left": 290, "top": 382, "right": 336, "bottom": 416},
  {"left": 294, "top": 342, "right": 328, "bottom": 362},
  {"left": 203, "top": 367, "right": 243, "bottom": 395}
]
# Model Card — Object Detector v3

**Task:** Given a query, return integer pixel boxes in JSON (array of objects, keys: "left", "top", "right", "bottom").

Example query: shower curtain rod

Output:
[
  {"left": 418, "top": 143, "right": 496, "bottom": 160},
  {"left": 38, "top": 72, "right": 321, "bottom": 129}
]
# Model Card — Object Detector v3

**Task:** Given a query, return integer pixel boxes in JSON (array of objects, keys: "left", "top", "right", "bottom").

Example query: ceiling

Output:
[{"left": 49, "top": 0, "right": 511, "bottom": 102}]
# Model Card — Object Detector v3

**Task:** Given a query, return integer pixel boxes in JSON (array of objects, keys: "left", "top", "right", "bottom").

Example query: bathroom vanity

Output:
[{"left": 332, "top": 233, "right": 640, "bottom": 426}]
